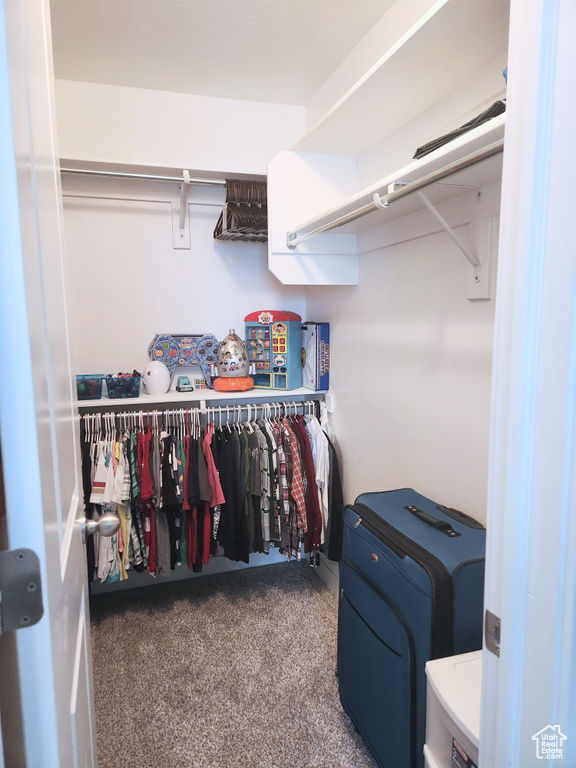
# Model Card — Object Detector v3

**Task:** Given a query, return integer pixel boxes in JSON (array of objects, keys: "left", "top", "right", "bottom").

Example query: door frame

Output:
[
  {"left": 481, "top": 0, "right": 576, "bottom": 764},
  {"left": 2, "top": 0, "right": 576, "bottom": 765}
]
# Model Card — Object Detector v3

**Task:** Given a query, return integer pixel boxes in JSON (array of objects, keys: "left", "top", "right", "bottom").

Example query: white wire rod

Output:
[
  {"left": 61, "top": 193, "right": 221, "bottom": 208},
  {"left": 60, "top": 167, "right": 227, "bottom": 187},
  {"left": 286, "top": 138, "right": 504, "bottom": 249}
]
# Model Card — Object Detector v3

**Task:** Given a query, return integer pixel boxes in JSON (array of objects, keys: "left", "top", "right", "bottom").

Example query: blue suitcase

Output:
[{"left": 337, "top": 488, "right": 485, "bottom": 768}]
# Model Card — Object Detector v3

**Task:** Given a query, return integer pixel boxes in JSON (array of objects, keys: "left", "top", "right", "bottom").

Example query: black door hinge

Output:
[{"left": 0, "top": 549, "right": 43, "bottom": 634}]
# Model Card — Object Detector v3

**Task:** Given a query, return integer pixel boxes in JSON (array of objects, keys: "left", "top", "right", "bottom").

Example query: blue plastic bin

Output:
[{"left": 76, "top": 374, "right": 104, "bottom": 400}]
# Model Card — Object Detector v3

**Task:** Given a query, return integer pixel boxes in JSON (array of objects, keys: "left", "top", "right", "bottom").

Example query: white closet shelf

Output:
[
  {"left": 76, "top": 387, "right": 326, "bottom": 410},
  {"left": 289, "top": 115, "right": 505, "bottom": 240},
  {"left": 292, "top": 0, "right": 510, "bottom": 157},
  {"left": 59, "top": 158, "right": 265, "bottom": 185},
  {"left": 267, "top": 0, "right": 509, "bottom": 287}
]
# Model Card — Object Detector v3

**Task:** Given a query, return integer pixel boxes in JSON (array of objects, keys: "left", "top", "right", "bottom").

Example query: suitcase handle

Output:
[
  {"left": 404, "top": 505, "right": 461, "bottom": 537},
  {"left": 436, "top": 504, "right": 485, "bottom": 530}
]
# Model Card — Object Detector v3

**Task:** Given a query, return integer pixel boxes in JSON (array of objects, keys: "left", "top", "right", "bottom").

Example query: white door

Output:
[{"left": 0, "top": 0, "right": 97, "bottom": 766}]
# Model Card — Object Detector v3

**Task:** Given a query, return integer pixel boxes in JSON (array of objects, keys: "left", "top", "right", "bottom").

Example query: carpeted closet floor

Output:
[{"left": 90, "top": 560, "right": 379, "bottom": 768}]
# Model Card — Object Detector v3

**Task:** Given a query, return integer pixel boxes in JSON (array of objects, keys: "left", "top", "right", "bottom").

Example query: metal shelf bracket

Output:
[
  {"left": 417, "top": 190, "right": 481, "bottom": 278},
  {"left": 373, "top": 187, "right": 498, "bottom": 300},
  {"left": 414, "top": 193, "right": 498, "bottom": 301},
  {"left": 179, "top": 170, "right": 191, "bottom": 229},
  {"left": 172, "top": 170, "right": 192, "bottom": 249}
]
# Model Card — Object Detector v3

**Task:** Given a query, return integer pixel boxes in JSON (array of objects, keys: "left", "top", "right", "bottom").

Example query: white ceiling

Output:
[{"left": 49, "top": 0, "right": 392, "bottom": 106}]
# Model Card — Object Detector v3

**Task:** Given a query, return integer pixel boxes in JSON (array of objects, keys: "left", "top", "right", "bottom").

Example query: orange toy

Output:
[{"left": 213, "top": 376, "right": 254, "bottom": 392}]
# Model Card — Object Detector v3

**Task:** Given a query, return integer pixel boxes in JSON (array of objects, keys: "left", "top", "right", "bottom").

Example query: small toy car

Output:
[{"left": 176, "top": 375, "right": 194, "bottom": 392}]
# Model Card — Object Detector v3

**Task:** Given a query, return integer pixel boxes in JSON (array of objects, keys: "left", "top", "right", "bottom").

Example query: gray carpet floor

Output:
[{"left": 90, "top": 560, "right": 379, "bottom": 768}]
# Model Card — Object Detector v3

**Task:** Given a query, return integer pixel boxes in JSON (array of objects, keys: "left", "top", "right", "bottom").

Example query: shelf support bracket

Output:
[
  {"left": 417, "top": 191, "right": 480, "bottom": 277},
  {"left": 375, "top": 185, "right": 499, "bottom": 299},
  {"left": 417, "top": 191, "right": 498, "bottom": 301},
  {"left": 172, "top": 170, "right": 192, "bottom": 249},
  {"left": 179, "top": 170, "right": 191, "bottom": 230}
]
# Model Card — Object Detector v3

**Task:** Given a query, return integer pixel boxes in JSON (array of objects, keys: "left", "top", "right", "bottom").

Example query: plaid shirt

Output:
[
  {"left": 272, "top": 421, "right": 290, "bottom": 519},
  {"left": 282, "top": 417, "right": 307, "bottom": 532},
  {"left": 258, "top": 420, "right": 280, "bottom": 541}
]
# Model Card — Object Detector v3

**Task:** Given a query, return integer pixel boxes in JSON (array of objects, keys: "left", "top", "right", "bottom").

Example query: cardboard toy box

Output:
[{"left": 301, "top": 322, "right": 330, "bottom": 390}]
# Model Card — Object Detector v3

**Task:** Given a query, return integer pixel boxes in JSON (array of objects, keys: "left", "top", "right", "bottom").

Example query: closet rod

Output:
[
  {"left": 80, "top": 400, "right": 318, "bottom": 426},
  {"left": 80, "top": 402, "right": 315, "bottom": 416},
  {"left": 60, "top": 167, "right": 227, "bottom": 187},
  {"left": 286, "top": 138, "right": 504, "bottom": 249},
  {"left": 206, "top": 400, "right": 316, "bottom": 414}
]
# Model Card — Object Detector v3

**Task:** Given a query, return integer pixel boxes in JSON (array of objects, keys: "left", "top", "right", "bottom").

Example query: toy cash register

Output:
[{"left": 244, "top": 311, "right": 302, "bottom": 390}]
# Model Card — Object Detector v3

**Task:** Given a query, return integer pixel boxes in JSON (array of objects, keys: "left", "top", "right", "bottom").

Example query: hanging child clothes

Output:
[{"left": 79, "top": 402, "right": 343, "bottom": 584}]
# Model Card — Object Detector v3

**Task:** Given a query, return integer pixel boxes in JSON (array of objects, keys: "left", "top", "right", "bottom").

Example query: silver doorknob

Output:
[{"left": 82, "top": 511, "right": 121, "bottom": 542}]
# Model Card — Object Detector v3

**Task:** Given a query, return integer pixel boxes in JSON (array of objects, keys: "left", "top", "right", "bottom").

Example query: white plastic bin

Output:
[{"left": 424, "top": 650, "right": 482, "bottom": 768}]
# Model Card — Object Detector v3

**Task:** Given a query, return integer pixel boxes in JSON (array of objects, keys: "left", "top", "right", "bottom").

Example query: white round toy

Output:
[{"left": 142, "top": 360, "right": 171, "bottom": 395}]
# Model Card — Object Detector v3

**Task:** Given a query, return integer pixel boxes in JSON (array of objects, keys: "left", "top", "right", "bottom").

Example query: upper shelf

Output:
[
  {"left": 292, "top": 0, "right": 510, "bottom": 158},
  {"left": 267, "top": 0, "right": 509, "bottom": 286},
  {"left": 290, "top": 114, "right": 505, "bottom": 238}
]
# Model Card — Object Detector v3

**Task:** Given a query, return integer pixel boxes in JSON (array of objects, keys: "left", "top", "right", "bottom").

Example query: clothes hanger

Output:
[{"left": 245, "top": 404, "right": 254, "bottom": 432}]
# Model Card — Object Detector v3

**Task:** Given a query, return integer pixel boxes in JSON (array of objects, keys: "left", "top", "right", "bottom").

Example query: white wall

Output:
[
  {"left": 55, "top": 80, "right": 304, "bottom": 176},
  {"left": 62, "top": 178, "right": 305, "bottom": 377},
  {"left": 54, "top": 80, "right": 307, "bottom": 376},
  {"left": 303, "top": 185, "right": 500, "bottom": 524}
]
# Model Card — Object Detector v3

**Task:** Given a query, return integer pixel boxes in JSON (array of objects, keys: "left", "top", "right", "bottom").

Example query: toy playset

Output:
[{"left": 244, "top": 310, "right": 302, "bottom": 390}]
